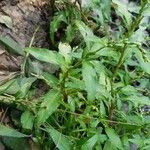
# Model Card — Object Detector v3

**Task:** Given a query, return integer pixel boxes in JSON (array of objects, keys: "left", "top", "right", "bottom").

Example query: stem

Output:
[
  {"left": 21, "top": 26, "right": 40, "bottom": 76},
  {"left": 56, "top": 109, "right": 140, "bottom": 127},
  {"left": 109, "top": 1, "right": 148, "bottom": 124},
  {"left": 60, "top": 70, "right": 69, "bottom": 101}
]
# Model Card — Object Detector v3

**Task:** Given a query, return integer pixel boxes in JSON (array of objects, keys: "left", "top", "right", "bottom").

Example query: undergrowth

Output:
[{"left": 0, "top": 0, "right": 150, "bottom": 149}]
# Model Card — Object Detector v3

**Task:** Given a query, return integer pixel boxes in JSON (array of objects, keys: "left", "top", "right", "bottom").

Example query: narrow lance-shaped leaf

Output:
[
  {"left": 81, "top": 134, "right": 99, "bottom": 150},
  {"left": 21, "top": 111, "right": 34, "bottom": 130},
  {"left": 16, "top": 77, "right": 37, "bottom": 98},
  {"left": 82, "top": 61, "right": 97, "bottom": 101},
  {"left": 0, "top": 124, "right": 29, "bottom": 138},
  {"left": 134, "top": 48, "right": 150, "bottom": 74},
  {"left": 0, "top": 79, "right": 16, "bottom": 94},
  {"left": 105, "top": 128, "right": 123, "bottom": 150},
  {"left": 42, "top": 72, "right": 59, "bottom": 87},
  {"left": 0, "top": 36, "right": 24, "bottom": 56},
  {"left": 50, "top": 13, "right": 67, "bottom": 44},
  {"left": 46, "top": 126, "right": 72, "bottom": 150},
  {"left": 0, "top": 15, "right": 13, "bottom": 29},
  {"left": 25, "top": 48, "right": 65, "bottom": 67},
  {"left": 75, "top": 20, "right": 101, "bottom": 45},
  {"left": 36, "top": 90, "right": 62, "bottom": 126}
]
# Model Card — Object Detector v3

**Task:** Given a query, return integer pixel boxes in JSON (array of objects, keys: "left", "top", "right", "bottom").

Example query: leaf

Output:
[
  {"left": 0, "top": 36, "right": 24, "bottom": 56},
  {"left": 0, "top": 15, "right": 13, "bottom": 29},
  {"left": 82, "top": 61, "right": 97, "bottom": 101},
  {"left": 96, "top": 48, "right": 118, "bottom": 58},
  {"left": 129, "top": 135, "right": 143, "bottom": 148},
  {"left": 100, "top": 0, "right": 111, "bottom": 21},
  {"left": 125, "top": 95, "right": 150, "bottom": 107},
  {"left": 103, "top": 140, "right": 118, "bottom": 150},
  {"left": 46, "top": 126, "right": 72, "bottom": 150},
  {"left": 105, "top": 128, "right": 123, "bottom": 150},
  {"left": 130, "top": 26, "right": 147, "bottom": 44},
  {"left": 50, "top": 13, "right": 67, "bottom": 44},
  {"left": 121, "top": 85, "right": 137, "bottom": 96},
  {"left": 25, "top": 48, "right": 65, "bottom": 67},
  {"left": 75, "top": 20, "right": 102, "bottom": 45},
  {"left": 134, "top": 48, "right": 150, "bottom": 74},
  {"left": 42, "top": 72, "right": 59, "bottom": 87},
  {"left": 66, "top": 77, "right": 85, "bottom": 91},
  {"left": 36, "top": 90, "right": 62, "bottom": 126},
  {"left": 68, "top": 96, "right": 76, "bottom": 112},
  {"left": 16, "top": 77, "right": 37, "bottom": 98},
  {"left": 0, "top": 79, "right": 16, "bottom": 94},
  {"left": 2, "top": 137, "right": 30, "bottom": 150},
  {"left": 142, "top": 3, "right": 150, "bottom": 16},
  {"left": 86, "top": 0, "right": 111, "bottom": 24},
  {"left": 81, "top": 134, "right": 99, "bottom": 150},
  {"left": 112, "top": 0, "right": 132, "bottom": 27},
  {"left": 140, "top": 62, "right": 150, "bottom": 74},
  {"left": 0, "top": 124, "right": 29, "bottom": 138},
  {"left": 4, "top": 79, "right": 20, "bottom": 95},
  {"left": 66, "top": 24, "right": 75, "bottom": 42},
  {"left": 21, "top": 111, "right": 34, "bottom": 130}
]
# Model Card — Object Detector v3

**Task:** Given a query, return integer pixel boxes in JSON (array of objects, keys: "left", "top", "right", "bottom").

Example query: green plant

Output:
[{"left": 0, "top": 0, "right": 150, "bottom": 149}]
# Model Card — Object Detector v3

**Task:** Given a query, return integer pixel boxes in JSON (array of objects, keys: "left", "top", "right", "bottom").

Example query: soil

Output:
[
  {"left": 0, "top": 0, "right": 52, "bottom": 47},
  {"left": 0, "top": 0, "right": 53, "bottom": 83}
]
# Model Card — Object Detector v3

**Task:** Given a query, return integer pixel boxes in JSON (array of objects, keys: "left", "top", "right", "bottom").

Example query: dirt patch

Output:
[
  {"left": 0, "top": 0, "right": 53, "bottom": 83},
  {"left": 0, "top": 0, "right": 52, "bottom": 47}
]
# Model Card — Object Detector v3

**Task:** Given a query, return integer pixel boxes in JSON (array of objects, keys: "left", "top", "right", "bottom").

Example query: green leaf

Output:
[
  {"left": 82, "top": 61, "right": 97, "bottom": 101},
  {"left": 0, "top": 36, "right": 24, "bottom": 56},
  {"left": 105, "top": 128, "right": 123, "bottom": 150},
  {"left": 134, "top": 48, "right": 150, "bottom": 74},
  {"left": 36, "top": 90, "right": 62, "bottom": 126},
  {"left": 112, "top": 0, "right": 132, "bottom": 27},
  {"left": 121, "top": 85, "right": 137, "bottom": 96},
  {"left": 50, "top": 13, "right": 67, "bottom": 44},
  {"left": 96, "top": 48, "right": 119, "bottom": 62},
  {"left": 16, "top": 77, "right": 36, "bottom": 98},
  {"left": 25, "top": 48, "right": 65, "bottom": 67},
  {"left": 0, "top": 15, "right": 13, "bottom": 29},
  {"left": 0, "top": 79, "right": 16, "bottom": 94},
  {"left": 140, "top": 62, "right": 150, "bottom": 74},
  {"left": 66, "top": 77, "right": 85, "bottom": 91},
  {"left": 81, "top": 134, "right": 99, "bottom": 150},
  {"left": 2, "top": 137, "right": 30, "bottom": 150},
  {"left": 75, "top": 20, "right": 101, "bottom": 45},
  {"left": 66, "top": 24, "right": 75, "bottom": 42},
  {"left": 130, "top": 26, "right": 147, "bottom": 44},
  {"left": 42, "top": 72, "right": 59, "bottom": 87},
  {"left": 125, "top": 95, "right": 150, "bottom": 107},
  {"left": 46, "top": 126, "right": 72, "bottom": 150},
  {"left": 103, "top": 140, "right": 118, "bottom": 150},
  {"left": 142, "top": 3, "right": 150, "bottom": 16},
  {"left": 129, "top": 135, "right": 143, "bottom": 148},
  {"left": 21, "top": 111, "right": 34, "bottom": 130},
  {"left": 101, "top": 0, "right": 111, "bottom": 21},
  {"left": 0, "top": 124, "right": 29, "bottom": 138},
  {"left": 4, "top": 79, "right": 20, "bottom": 95}
]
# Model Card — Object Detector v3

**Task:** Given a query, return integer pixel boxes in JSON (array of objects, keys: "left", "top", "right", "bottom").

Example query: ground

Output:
[{"left": 0, "top": 0, "right": 52, "bottom": 84}]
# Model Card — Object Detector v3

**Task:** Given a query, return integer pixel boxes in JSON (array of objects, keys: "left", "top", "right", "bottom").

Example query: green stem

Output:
[
  {"left": 21, "top": 26, "right": 40, "bottom": 76},
  {"left": 56, "top": 109, "right": 141, "bottom": 127},
  {"left": 109, "top": 1, "right": 148, "bottom": 124},
  {"left": 60, "top": 70, "right": 69, "bottom": 101}
]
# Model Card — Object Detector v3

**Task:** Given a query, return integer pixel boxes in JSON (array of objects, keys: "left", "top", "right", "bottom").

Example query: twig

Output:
[{"left": 21, "top": 26, "right": 40, "bottom": 76}]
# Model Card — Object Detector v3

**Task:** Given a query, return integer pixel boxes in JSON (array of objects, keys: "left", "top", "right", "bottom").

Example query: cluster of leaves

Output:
[{"left": 0, "top": 0, "right": 150, "bottom": 149}]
